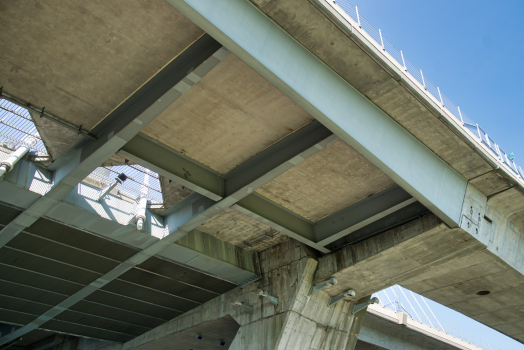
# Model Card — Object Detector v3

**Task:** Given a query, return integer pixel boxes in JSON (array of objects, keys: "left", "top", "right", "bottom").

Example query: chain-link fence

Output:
[{"left": 0, "top": 99, "right": 47, "bottom": 157}]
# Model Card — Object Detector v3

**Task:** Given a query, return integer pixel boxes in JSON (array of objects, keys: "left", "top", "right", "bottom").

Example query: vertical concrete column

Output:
[
  {"left": 109, "top": 240, "right": 367, "bottom": 350},
  {"left": 344, "top": 296, "right": 371, "bottom": 350}
]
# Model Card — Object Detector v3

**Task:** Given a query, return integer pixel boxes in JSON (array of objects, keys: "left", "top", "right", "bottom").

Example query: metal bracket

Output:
[
  {"left": 309, "top": 277, "right": 337, "bottom": 296},
  {"left": 352, "top": 297, "right": 379, "bottom": 315},
  {"left": 328, "top": 289, "right": 356, "bottom": 308},
  {"left": 97, "top": 173, "right": 127, "bottom": 202},
  {"left": 258, "top": 289, "right": 279, "bottom": 306},
  {"left": 231, "top": 300, "right": 254, "bottom": 315}
]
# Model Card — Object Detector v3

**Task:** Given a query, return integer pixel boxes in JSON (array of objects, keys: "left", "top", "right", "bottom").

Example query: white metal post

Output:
[
  {"left": 420, "top": 70, "right": 426, "bottom": 89},
  {"left": 476, "top": 124, "right": 482, "bottom": 140},
  {"left": 379, "top": 29, "right": 385, "bottom": 50},
  {"left": 437, "top": 86, "right": 444, "bottom": 106},
  {"left": 355, "top": 6, "right": 361, "bottom": 27},
  {"left": 457, "top": 106, "right": 464, "bottom": 124},
  {"left": 400, "top": 50, "right": 407, "bottom": 71}
]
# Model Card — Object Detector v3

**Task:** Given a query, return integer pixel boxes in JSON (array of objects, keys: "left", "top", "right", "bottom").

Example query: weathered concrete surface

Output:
[
  {"left": 198, "top": 208, "right": 289, "bottom": 252},
  {"left": 314, "top": 214, "right": 480, "bottom": 299},
  {"left": 142, "top": 54, "right": 314, "bottom": 173},
  {"left": 118, "top": 315, "right": 240, "bottom": 349},
  {"left": 257, "top": 139, "right": 396, "bottom": 221},
  {"left": 355, "top": 341, "right": 386, "bottom": 350},
  {"left": 248, "top": 0, "right": 496, "bottom": 182},
  {"left": 28, "top": 110, "right": 84, "bottom": 162},
  {"left": 158, "top": 176, "right": 194, "bottom": 213},
  {"left": 0, "top": 0, "right": 203, "bottom": 159},
  {"left": 101, "top": 240, "right": 369, "bottom": 350},
  {"left": 316, "top": 193, "right": 524, "bottom": 343},
  {"left": 401, "top": 183, "right": 524, "bottom": 342}
]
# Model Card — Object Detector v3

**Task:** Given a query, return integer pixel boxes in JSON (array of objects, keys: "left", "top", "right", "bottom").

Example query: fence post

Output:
[
  {"left": 476, "top": 124, "right": 482, "bottom": 140},
  {"left": 457, "top": 106, "right": 464, "bottom": 124},
  {"left": 437, "top": 87, "right": 444, "bottom": 107},
  {"left": 420, "top": 70, "right": 426, "bottom": 90},
  {"left": 355, "top": 6, "right": 361, "bottom": 27},
  {"left": 379, "top": 29, "right": 385, "bottom": 50},
  {"left": 400, "top": 50, "right": 407, "bottom": 71}
]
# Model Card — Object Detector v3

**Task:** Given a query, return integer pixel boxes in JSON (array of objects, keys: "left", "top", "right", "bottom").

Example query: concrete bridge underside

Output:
[{"left": 1, "top": 0, "right": 524, "bottom": 348}]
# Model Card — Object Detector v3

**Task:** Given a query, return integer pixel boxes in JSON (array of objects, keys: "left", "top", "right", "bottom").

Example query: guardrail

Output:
[
  {"left": 0, "top": 98, "right": 164, "bottom": 206},
  {"left": 330, "top": 0, "right": 524, "bottom": 181},
  {"left": 0, "top": 99, "right": 47, "bottom": 156},
  {"left": 87, "top": 165, "right": 164, "bottom": 205}
]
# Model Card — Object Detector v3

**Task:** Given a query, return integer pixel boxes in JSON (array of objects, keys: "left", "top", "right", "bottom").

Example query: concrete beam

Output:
[
  {"left": 167, "top": 0, "right": 468, "bottom": 228},
  {"left": 122, "top": 133, "right": 427, "bottom": 253},
  {"left": 0, "top": 34, "right": 224, "bottom": 250}
]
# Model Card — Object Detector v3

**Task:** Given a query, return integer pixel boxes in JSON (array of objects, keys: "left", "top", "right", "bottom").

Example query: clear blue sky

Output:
[
  {"left": 354, "top": 1, "right": 524, "bottom": 348},
  {"left": 352, "top": 0, "right": 524, "bottom": 168}
]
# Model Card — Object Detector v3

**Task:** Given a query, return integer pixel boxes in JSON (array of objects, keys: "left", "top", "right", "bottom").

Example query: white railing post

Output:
[
  {"left": 400, "top": 50, "right": 407, "bottom": 71},
  {"left": 457, "top": 106, "right": 464, "bottom": 124},
  {"left": 379, "top": 29, "right": 385, "bottom": 50},
  {"left": 420, "top": 70, "right": 426, "bottom": 90},
  {"left": 437, "top": 87, "right": 444, "bottom": 107},
  {"left": 355, "top": 6, "right": 361, "bottom": 27},
  {"left": 476, "top": 124, "right": 482, "bottom": 140}
]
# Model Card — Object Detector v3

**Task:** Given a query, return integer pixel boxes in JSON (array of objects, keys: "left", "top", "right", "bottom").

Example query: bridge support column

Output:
[{"left": 105, "top": 241, "right": 367, "bottom": 350}]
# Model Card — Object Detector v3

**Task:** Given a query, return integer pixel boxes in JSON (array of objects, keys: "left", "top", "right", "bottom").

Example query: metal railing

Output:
[
  {"left": 86, "top": 165, "right": 163, "bottom": 205},
  {"left": 373, "top": 286, "right": 510, "bottom": 350},
  {"left": 0, "top": 98, "right": 164, "bottom": 206},
  {"left": 0, "top": 99, "right": 48, "bottom": 156},
  {"left": 331, "top": 0, "right": 524, "bottom": 181}
]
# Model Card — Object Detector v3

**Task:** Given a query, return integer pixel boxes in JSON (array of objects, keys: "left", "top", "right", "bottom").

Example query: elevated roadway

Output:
[{"left": 0, "top": 0, "right": 523, "bottom": 348}]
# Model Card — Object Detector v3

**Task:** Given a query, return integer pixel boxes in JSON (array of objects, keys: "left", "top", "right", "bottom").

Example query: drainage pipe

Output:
[{"left": 0, "top": 138, "right": 36, "bottom": 177}]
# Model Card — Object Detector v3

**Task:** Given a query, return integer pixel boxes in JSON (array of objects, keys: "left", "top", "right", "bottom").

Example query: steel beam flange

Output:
[
  {"left": 231, "top": 300, "right": 254, "bottom": 315},
  {"left": 308, "top": 277, "right": 337, "bottom": 297},
  {"left": 352, "top": 297, "right": 380, "bottom": 315},
  {"left": 258, "top": 289, "right": 279, "bottom": 306},
  {"left": 327, "top": 289, "right": 356, "bottom": 308}
]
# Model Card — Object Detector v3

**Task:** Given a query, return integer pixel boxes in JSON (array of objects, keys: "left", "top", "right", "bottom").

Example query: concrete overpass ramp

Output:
[{"left": 0, "top": 0, "right": 523, "bottom": 348}]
